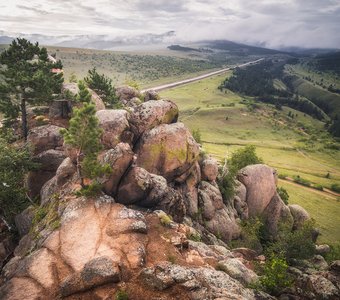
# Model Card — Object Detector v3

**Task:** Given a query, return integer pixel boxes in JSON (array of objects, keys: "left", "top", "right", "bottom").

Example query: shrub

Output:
[
  {"left": 230, "top": 217, "right": 264, "bottom": 252},
  {"left": 267, "top": 219, "right": 316, "bottom": 261},
  {"left": 192, "top": 128, "right": 202, "bottom": 144},
  {"left": 324, "top": 243, "right": 340, "bottom": 263},
  {"left": 330, "top": 183, "right": 340, "bottom": 193},
  {"left": 228, "top": 145, "right": 263, "bottom": 173},
  {"left": 314, "top": 184, "right": 324, "bottom": 191},
  {"left": 75, "top": 181, "right": 103, "bottom": 197},
  {"left": 160, "top": 214, "right": 172, "bottom": 227},
  {"left": 115, "top": 290, "right": 129, "bottom": 300},
  {"left": 293, "top": 175, "right": 311, "bottom": 187},
  {"left": 218, "top": 145, "right": 263, "bottom": 201},
  {"left": 257, "top": 256, "right": 293, "bottom": 295},
  {"left": 187, "top": 232, "right": 202, "bottom": 242},
  {"left": 277, "top": 187, "right": 289, "bottom": 204}
]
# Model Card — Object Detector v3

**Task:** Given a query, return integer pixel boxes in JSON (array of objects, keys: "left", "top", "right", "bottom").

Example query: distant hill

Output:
[{"left": 201, "top": 40, "right": 286, "bottom": 56}]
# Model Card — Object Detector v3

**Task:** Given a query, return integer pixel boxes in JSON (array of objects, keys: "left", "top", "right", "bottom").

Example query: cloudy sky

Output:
[{"left": 1, "top": 0, "right": 340, "bottom": 49}]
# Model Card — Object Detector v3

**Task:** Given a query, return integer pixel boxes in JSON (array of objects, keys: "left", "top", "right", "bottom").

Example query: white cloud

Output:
[{"left": 0, "top": 0, "right": 339, "bottom": 48}]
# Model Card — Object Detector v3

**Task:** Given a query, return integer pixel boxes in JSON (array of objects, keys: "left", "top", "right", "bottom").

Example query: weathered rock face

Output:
[
  {"left": 0, "top": 218, "right": 14, "bottom": 273},
  {"left": 40, "top": 157, "right": 76, "bottom": 205},
  {"left": 96, "top": 109, "right": 134, "bottom": 149},
  {"left": 116, "top": 85, "right": 141, "bottom": 102},
  {"left": 27, "top": 150, "right": 66, "bottom": 198},
  {"left": 62, "top": 83, "right": 105, "bottom": 111},
  {"left": 217, "top": 258, "right": 258, "bottom": 285},
  {"left": 129, "top": 100, "right": 178, "bottom": 139},
  {"left": 200, "top": 157, "right": 219, "bottom": 182},
  {"left": 14, "top": 206, "right": 35, "bottom": 237},
  {"left": 177, "top": 161, "right": 201, "bottom": 217},
  {"left": 116, "top": 167, "right": 186, "bottom": 222},
  {"left": 0, "top": 198, "right": 149, "bottom": 299},
  {"left": 262, "top": 194, "right": 293, "bottom": 238},
  {"left": 289, "top": 204, "right": 311, "bottom": 230},
  {"left": 140, "top": 262, "right": 267, "bottom": 300},
  {"left": 135, "top": 123, "right": 200, "bottom": 182},
  {"left": 27, "top": 125, "right": 64, "bottom": 155},
  {"left": 234, "top": 181, "right": 248, "bottom": 220},
  {"left": 99, "top": 143, "right": 134, "bottom": 196},
  {"left": 197, "top": 181, "right": 240, "bottom": 241},
  {"left": 143, "top": 90, "right": 159, "bottom": 101},
  {"left": 237, "top": 164, "right": 277, "bottom": 217},
  {"left": 49, "top": 99, "right": 72, "bottom": 119}
]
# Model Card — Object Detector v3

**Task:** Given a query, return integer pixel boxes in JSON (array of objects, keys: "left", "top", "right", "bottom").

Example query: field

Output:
[
  {"left": 44, "top": 46, "right": 260, "bottom": 89},
  {"left": 160, "top": 74, "right": 340, "bottom": 244},
  {"left": 279, "top": 180, "right": 340, "bottom": 244}
]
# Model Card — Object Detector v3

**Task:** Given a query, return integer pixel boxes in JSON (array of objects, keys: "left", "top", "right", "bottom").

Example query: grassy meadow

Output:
[
  {"left": 45, "top": 46, "right": 254, "bottom": 88},
  {"left": 160, "top": 74, "right": 340, "bottom": 244}
]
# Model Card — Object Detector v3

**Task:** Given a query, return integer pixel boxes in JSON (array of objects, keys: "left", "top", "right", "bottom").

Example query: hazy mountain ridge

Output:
[{"left": 0, "top": 30, "right": 177, "bottom": 50}]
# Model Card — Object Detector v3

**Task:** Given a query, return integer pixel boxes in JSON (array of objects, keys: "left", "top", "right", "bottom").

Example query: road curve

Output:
[{"left": 141, "top": 58, "right": 264, "bottom": 93}]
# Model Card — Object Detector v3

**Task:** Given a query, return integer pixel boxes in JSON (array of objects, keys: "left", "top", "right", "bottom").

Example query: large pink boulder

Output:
[
  {"left": 95, "top": 109, "right": 133, "bottom": 149},
  {"left": 129, "top": 100, "right": 178, "bottom": 138},
  {"left": 99, "top": 143, "right": 134, "bottom": 196},
  {"left": 135, "top": 123, "right": 200, "bottom": 182},
  {"left": 237, "top": 164, "right": 277, "bottom": 217}
]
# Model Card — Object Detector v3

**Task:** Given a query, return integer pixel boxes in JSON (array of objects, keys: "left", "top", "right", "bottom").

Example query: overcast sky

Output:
[{"left": 1, "top": 0, "right": 340, "bottom": 49}]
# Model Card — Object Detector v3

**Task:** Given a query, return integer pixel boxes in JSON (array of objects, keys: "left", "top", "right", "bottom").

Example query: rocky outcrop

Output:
[
  {"left": 135, "top": 123, "right": 200, "bottom": 182},
  {"left": 99, "top": 143, "right": 134, "bottom": 196},
  {"left": 217, "top": 258, "right": 258, "bottom": 285},
  {"left": 0, "top": 198, "right": 149, "bottom": 299},
  {"left": 200, "top": 157, "right": 219, "bottom": 182},
  {"left": 143, "top": 90, "right": 159, "bottom": 101},
  {"left": 140, "top": 262, "right": 269, "bottom": 300},
  {"left": 238, "top": 164, "right": 294, "bottom": 238},
  {"left": 27, "top": 124, "right": 63, "bottom": 155},
  {"left": 237, "top": 164, "right": 277, "bottom": 217},
  {"left": 62, "top": 83, "right": 105, "bottom": 111},
  {"left": 196, "top": 181, "right": 240, "bottom": 241},
  {"left": 129, "top": 99, "right": 178, "bottom": 139},
  {"left": 14, "top": 206, "right": 35, "bottom": 237},
  {"left": 96, "top": 109, "right": 134, "bottom": 149},
  {"left": 117, "top": 167, "right": 186, "bottom": 222},
  {"left": 27, "top": 149, "right": 66, "bottom": 197},
  {"left": 116, "top": 85, "right": 141, "bottom": 103},
  {"left": 289, "top": 204, "right": 311, "bottom": 230}
]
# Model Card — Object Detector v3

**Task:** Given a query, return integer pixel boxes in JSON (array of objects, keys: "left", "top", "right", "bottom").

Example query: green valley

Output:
[{"left": 160, "top": 73, "right": 340, "bottom": 244}]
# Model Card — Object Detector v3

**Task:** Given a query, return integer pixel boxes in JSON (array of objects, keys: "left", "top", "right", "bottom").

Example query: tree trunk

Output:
[{"left": 21, "top": 98, "right": 28, "bottom": 141}]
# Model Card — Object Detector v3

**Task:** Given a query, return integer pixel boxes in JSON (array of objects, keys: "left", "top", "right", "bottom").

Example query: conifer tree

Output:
[
  {"left": 84, "top": 67, "right": 118, "bottom": 107},
  {"left": 76, "top": 80, "right": 91, "bottom": 103},
  {"left": 0, "top": 38, "right": 63, "bottom": 139},
  {"left": 60, "top": 85, "right": 110, "bottom": 191}
]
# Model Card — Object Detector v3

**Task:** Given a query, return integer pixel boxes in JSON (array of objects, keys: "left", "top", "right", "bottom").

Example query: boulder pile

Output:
[{"left": 1, "top": 87, "right": 334, "bottom": 299}]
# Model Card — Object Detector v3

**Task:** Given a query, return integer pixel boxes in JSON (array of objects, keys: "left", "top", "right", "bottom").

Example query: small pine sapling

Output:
[{"left": 60, "top": 102, "right": 110, "bottom": 193}]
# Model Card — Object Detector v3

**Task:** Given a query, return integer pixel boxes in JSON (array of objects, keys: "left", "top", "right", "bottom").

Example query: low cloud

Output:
[{"left": 0, "top": 0, "right": 339, "bottom": 49}]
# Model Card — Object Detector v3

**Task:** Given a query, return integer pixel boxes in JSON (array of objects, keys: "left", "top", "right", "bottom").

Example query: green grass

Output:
[
  {"left": 160, "top": 73, "right": 340, "bottom": 244},
  {"left": 278, "top": 180, "right": 340, "bottom": 244}
]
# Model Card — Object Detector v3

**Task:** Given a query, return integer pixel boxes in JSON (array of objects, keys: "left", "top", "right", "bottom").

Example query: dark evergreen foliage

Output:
[
  {"left": 0, "top": 38, "right": 64, "bottom": 139},
  {"left": 84, "top": 67, "right": 118, "bottom": 108},
  {"left": 0, "top": 134, "right": 38, "bottom": 223}
]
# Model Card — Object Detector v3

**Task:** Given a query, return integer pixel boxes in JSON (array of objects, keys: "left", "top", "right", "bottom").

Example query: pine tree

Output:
[
  {"left": 84, "top": 67, "right": 118, "bottom": 108},
  {"left": 76, "top": 80, "right": 91, "bottom": 103},
  {"left": 0, "top": 38, "right": 64, "bottom": 140},
  {"left": 60, "top": 102, "right": 110, "bottom": 190}
]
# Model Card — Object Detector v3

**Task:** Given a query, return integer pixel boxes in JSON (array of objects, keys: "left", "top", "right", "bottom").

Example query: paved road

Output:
[{"left": 141, "top": 58, "right": 264, "bottom": 93}]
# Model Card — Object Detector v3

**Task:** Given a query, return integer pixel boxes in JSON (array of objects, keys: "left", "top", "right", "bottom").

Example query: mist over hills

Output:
[{"left": 2, "top": 29, "right": 338, "bottom": 55}]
